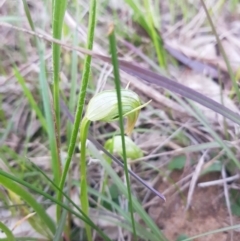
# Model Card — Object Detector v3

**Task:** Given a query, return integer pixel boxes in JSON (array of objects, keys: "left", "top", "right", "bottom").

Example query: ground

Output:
[{"left": 147, "top": 172, "right": 240, "bottom": 241}]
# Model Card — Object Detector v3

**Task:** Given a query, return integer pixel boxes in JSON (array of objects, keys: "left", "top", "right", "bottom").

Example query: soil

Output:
[{"left": 148, "top": 171, "right": 240, "bottom": 241}]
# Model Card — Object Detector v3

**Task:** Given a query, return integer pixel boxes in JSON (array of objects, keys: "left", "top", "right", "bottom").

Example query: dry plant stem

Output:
[
  {"left": 222, "top": 166, "right": 233, "bottom": 241},
  {"left": 186, "top": 150, "right": 208, "bottom": 210},
  {"left": 149, "top": 122, "right": 186, "bottom": 155},
  {"left": 2, "top": 22, "right": 240, "bottom": 128},
  {"left": 198, "top": 174, "right": 240, "bottom": 188}
]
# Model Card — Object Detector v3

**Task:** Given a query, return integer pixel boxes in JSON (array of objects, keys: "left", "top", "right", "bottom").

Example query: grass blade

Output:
[
  {"left": 53, "top": 208, "right": 68, "bottom": 241},
  {"left": 20, "top": 0, "right": 62, "bottom": 221},
  {"left": 108, "top": 24, "right": 137, "bottom": 239},
  {"left": 67, "top": 29, "right": 79, "bottom": 143},
  {"left": 13, "top": 68, "right": 47, "bottom": 131},
  {"left": 182, "top": 224, "right": 240, "bottom": 241},
  {"left": 38, "top": 41, "right": 61, "bottom": 186},
  {"left": 143, "top": 0, "right": 166, "bottom": 68},
  {"left": 200, "top": 0, "right": 240, "bottom": 102},
  {"left": 88, "top": 188, "right": 161, "bottom": 241},
  {"left": 52, "top": 0, "right": 67, "bottom": 133},
  {"left": 0, "top": 175, "right": 55, "bottom": 237},
  {"left": 0, "top": 169, "right": 112, "bottom": 241},
  {"left": 57, "top": 0, "right": 97, "bottom": 225},
  {"left": 0, "top": 221, "right": 15, "bottom": 241},
  {"left": 124, "top": 0, "right": 167, "bottom": 69},
  {"left": 22, "top": 0, "right": 35, "bottom": 32},
  {"left": 28, "top": 160, "right": 111, "bottom": 241}
]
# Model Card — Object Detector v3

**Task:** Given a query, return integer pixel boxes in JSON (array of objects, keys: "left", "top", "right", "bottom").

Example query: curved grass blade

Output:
[
  {"left": 21, "top": 0, "right": 61, "bottom": 203},
  {"left": 27, "top": 160, "right": 111, "bottom": 241},
  {"left": 0, "top": 170, "right": 112, "bottom": 241},
  {"left": 0, "top": 221, "right": 15, "bottom": 241},
  {"left": 0, "top": 175, "right": 55, "bottom": 237},
  {"left": 115, "top": 59, "right": 240, "bottom": 126}
]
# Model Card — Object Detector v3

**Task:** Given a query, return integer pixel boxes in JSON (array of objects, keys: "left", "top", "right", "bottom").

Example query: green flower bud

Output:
[
  {"left": 85, "top": 89, "right": 150, "bottom": 135},
  {"left": 104, "top": 135, "right": 143, "bottom": 160}
]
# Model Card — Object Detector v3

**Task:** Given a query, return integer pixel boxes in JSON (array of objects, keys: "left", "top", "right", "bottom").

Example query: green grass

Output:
[
  {"left": 108, "top": 25, "right": 137, "bottom": 239},
  {"left": 52, "top": 0, "right": 67, "bottom": 135},
  {"left": 57, "top": 0, "right": 97, "bottom": 240},
  {"left": 0, "top": 221, "right": 15, "bottom": 241}
]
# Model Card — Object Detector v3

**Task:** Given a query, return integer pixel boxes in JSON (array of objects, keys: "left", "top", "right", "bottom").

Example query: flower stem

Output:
[{"left": 79, "top": 117, "right": 92, "bottom": 241}]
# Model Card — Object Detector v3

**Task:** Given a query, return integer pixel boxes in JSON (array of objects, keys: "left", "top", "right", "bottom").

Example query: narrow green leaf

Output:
[
  {"left": 0, "top": 221, "right": 15, "bottom": 241},
  {"left": 38, "top": 42, "right": 61, "bottom": 185},
  {"left": 187, "top": 99, "right": 240, "bottom": 168},
  {"left": 200, "top": 0, "right": 240, "bottom": 102},
  {"left": 53, "top": 208, "right": 68, "bottom": 241},
  {"left": 182, "top": 224, "right": 240, "bottom": 241},
  {"left": 57, "top": 0, "right": 97, "bottom": 224},
  {"left": 22, "top": 0, "right": 35, "bottom": 31},
  {"left": 52, "top": 0, "right": 67, "bottom": 133},
  {"left": 143, "top": 0, "right": 166, "bottom": 68},
  {"left": 67, "top": 29, "right": 79, "bottom": 143},
  {"left": 28, "top": 160, "right": 111, "bottom": 241},
  {"left": 0, "top": 169, "right": 111, "bottom": 241},
  {"left": 88, "top": 188, "right": 161, "bottom": 241},
  {"left": 108, "top": 24, "right": 137, "bottom": 239},
  {"left": 0, "top": 175, "right": 55, "bottom": 236},
  {"left": 14, "top": 68, "right": 47, "bottom": 131},
  {"left": 21, "top": 0, "right": 62, "bottom": 221}
]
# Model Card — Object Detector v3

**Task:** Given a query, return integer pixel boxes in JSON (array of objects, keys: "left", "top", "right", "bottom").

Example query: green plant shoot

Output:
[{"left": 79, "top": 89, "right": 149, "bottom": 240}]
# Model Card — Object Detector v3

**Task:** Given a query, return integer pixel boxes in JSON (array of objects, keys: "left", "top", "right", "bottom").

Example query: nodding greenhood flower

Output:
[
  {"left": 104, "top": 135, "right": 143, "bottom": 161},
  {"left": 85, "top": 89, "right": 151, "bottom": 135}
]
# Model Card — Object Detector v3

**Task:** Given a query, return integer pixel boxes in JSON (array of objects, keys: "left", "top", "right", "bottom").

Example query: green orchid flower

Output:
[
  {"left": 85, "top": 89, "right": 151, "bottom": 135},
  {"left": 79, "top": 88, "right": 150, "bottom": 235},
  {"left": 104, "top": 135, "right": 143, "bottom": 161}
]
